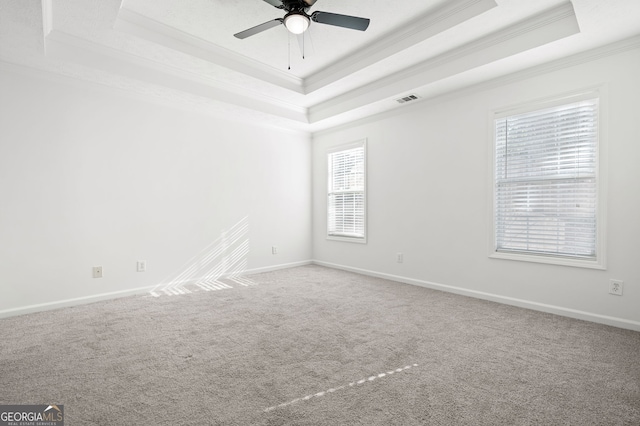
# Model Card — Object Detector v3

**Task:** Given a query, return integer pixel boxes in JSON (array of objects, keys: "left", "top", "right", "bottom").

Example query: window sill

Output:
[
  {"left": 327, "top": 235, "right": 367, "bottom": 244},
  {"left": 489, "top": 251, "right": 605, "bottom": 270}
]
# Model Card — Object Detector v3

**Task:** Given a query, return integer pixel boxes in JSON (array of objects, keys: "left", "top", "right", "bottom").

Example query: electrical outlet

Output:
[
  {"left": 137, "top": 260, "right": 146, "bottom": 272},
  {"left": 397, "top": 252, "right": 403, "bottom": 263},
  {"left": 92, "top": 266, "right": 103, "bottom": 278},
  {"left": 272, "top": 246, "right": 278, "bottom": 255},
  {"left": 609, "top": 279, "right": 623, "bottom": 296}
]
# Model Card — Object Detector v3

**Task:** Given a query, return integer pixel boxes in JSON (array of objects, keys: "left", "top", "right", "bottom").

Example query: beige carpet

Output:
[{"left": 1, "top": 265, "right": 639, "bottom": 425}]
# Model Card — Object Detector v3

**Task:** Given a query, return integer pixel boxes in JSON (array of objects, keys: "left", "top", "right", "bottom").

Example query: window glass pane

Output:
[
  {"left": 495, "top": 99, "right": 598, "bottom": 259},
  {"left": 328, "top": 143, "right": 366, "bottom": 240}
]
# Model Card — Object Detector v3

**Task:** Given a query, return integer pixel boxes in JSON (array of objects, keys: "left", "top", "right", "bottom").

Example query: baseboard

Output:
[
  {"left": 0, "top": 285, "right": 158, "bottom": 320},
  {"left": 312, "top": 260, "right": 640, "bottom": 332},
  {"left": 0, "top": 260, "right": 313, "bottom": 319},
  {"left": 243, "top": 260, "right": 313, "bottom": 275},
  {"left": 5, "top": 259, "right": 637, "bottom": 332}
]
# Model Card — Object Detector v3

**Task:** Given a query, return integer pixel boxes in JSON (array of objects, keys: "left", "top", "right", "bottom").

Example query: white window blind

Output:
[
  {"left": 494, "top": 98, "right": 599, "bottom": 260},
  {"left": 328, "top": 143, "right": 366, "bottom": 240}
]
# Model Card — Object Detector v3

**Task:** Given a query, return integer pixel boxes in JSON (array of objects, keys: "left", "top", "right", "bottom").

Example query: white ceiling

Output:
[{"left": 1, "top": 0, "right": 639, "bottom": 133}]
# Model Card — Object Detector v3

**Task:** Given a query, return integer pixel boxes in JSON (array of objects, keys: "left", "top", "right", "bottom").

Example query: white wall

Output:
[
  {"left": 1, "top": 47, "right": 638, "bottom": 330},
  {"left": 312, "top": 48, "right": 640, "bottom": 329},
  {"left": 0, "top": 69, "right": 311, "bottom": 314}
]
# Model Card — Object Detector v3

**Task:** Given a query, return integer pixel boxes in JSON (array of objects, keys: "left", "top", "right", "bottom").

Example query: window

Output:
[
  {"left": 491, "top": 95, "right": 604, "bottom": 268},
  {"left": 327, "top": 140, "right": 366, "bottom": 243}
]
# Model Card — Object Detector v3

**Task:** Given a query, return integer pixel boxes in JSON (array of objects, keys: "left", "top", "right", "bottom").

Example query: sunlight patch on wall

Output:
[{"left": 149, "top": 216, "right": 256, "bottom": 297}]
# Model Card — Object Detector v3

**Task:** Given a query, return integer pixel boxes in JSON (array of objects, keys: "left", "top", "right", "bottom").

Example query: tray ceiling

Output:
[{"left": 1, "top": 0, "right": 640, "bottom": 132}]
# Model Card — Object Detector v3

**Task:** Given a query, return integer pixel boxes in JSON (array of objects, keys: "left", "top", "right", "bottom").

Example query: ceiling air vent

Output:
[{"left": 395, "top": 94, "right": 420, "bottom": 104}]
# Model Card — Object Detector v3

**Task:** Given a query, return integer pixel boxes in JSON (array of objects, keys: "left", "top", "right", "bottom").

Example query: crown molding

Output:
[
  {"left": 303, "top": 0, "right": 497, "bottom": 94},
  {"left": 0, "top": 59, "right": 312, "bottom": 136},
  {"left": 308, "top": 2, "right": 579, "bottom": 123},
  {"left": 311, "top": 35, "right": 640, "bottom": 136},
  {"left": 114, "top": 7, "right": 305, "bottom": 94},
  {"left": 479, "top": 34, "right": 640, "bottom": 92},
  {"left": 44, "top": 29, "right": 309, "bottom": 123}
]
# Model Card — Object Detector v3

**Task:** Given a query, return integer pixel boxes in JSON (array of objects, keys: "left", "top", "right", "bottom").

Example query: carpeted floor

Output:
[{"left": 1, "top": 265, "right": 639, "bottom": 425}]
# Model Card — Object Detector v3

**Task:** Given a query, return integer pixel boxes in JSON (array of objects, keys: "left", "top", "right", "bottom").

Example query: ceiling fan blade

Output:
[
  {"left": 234, "top": 19, "right": 283, "bottom": 39},
  {"left": 311, "top": 11, "right": 370, "bottom": 31},
  {"left": 263, "top": 0, "right": 284, "bottom": 8},
  {"left": 303, "top": 0, "right": 318, "bottom": 6}
]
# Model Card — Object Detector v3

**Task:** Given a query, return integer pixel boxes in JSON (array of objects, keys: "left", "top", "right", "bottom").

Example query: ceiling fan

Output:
[{"left": 234, "top": 0, "right": 370, "bottom": 39}]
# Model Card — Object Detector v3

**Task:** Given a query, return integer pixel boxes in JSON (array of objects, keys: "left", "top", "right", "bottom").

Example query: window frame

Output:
[
  {"left": 326, "top": 139, "right": 367, "bottom": 244},
  {"left": 488, "top": 90, "right": 607, "bottom": 270}
]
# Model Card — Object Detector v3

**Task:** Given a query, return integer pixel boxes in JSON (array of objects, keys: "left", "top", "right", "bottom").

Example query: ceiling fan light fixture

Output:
[{"left": 284, "top": 13, "right": 310, "bottom": 34}]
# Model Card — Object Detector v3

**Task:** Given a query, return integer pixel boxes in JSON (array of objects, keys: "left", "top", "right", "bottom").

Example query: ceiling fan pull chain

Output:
[{"left": 288, "top": 31, "right": 291, "bottom": 70}]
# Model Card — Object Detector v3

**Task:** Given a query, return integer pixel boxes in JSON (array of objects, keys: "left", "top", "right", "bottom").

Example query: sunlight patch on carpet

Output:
[{"left": 264, "top": 364, "right": 419, "bottom": 412}]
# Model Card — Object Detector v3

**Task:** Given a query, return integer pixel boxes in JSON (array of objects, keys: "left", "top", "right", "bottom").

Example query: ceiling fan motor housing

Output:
[{"left": 281, "top": 0, "right": 312, "bottom": 13}]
